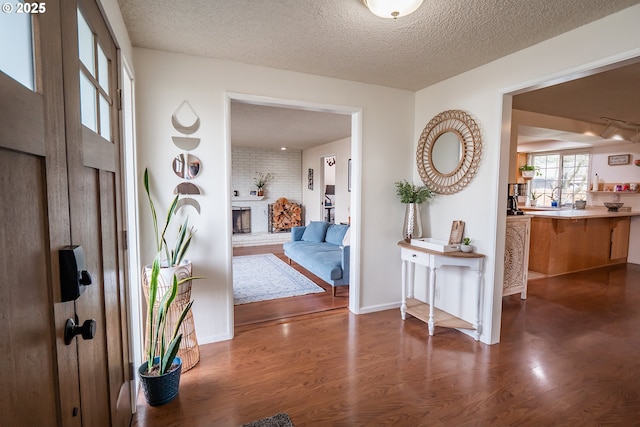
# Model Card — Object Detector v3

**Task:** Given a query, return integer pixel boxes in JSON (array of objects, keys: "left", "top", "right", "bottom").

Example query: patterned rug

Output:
[
  {"left": 233, "top": 253, "right": 324, "bottom": 305},
  {"left": 242, "top": 413, "right": 295, "bottom": 427}
]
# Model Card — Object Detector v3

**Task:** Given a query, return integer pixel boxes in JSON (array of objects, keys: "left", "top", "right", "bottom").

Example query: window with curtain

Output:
[{"left": 530, "top": 151, "right": 590, "bottom": 207}]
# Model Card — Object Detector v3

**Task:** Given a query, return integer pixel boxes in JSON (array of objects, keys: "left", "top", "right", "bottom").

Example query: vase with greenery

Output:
[
  {"left": 143, "top": 168, "right": 199, "bottom": 371},
  {"left": 254, "top": 172, "right": 275, "bottom": 196},
  {"left": 138, "top": 253, "right": 194, "bottom": 406},
  {"left": 395, "top": 180, "right": 434, "bottom": 242}
]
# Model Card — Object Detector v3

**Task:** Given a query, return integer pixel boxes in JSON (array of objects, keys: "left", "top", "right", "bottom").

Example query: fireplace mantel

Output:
[{"left": 232, "top": 195, "right": 264, "bottom": 202}]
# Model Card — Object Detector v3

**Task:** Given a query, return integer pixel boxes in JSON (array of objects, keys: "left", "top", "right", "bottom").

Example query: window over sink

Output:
[{"left": 529, "top": 151, "right": 590, "bottom": 207}]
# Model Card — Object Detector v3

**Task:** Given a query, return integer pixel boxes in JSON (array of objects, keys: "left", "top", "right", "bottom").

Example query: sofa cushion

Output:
[
  {"left": 325, "top": 224, "right": 349, "bottom": 246},
  {"left": 284, "top": 241, "right": 343, "bottom": 280},
  {"left": 301, "top": 221, "right": 330, "bottom": 243}
]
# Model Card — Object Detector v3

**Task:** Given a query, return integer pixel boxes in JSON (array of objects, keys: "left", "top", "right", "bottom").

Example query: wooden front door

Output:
[{"left": 0, "top": 0, "right": 131, "bottom": 425}]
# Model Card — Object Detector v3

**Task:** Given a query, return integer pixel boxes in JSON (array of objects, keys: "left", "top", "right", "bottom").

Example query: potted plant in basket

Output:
[
  {"left": 143, "top": 168, "right": 200, "bottom": 372},
  {"left": 254, "top": 172, "right": 275, "bottom": 197},
  {"left": 138, "top": 254, "right": 194, "bottom": 406},
  {"left": 395, "top": 180, "right": 434, "bottom": 242}
]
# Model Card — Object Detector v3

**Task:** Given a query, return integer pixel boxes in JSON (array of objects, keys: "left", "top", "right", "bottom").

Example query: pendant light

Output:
[{"left": 364, "top": 0, "right": 424, "bottom": 19}]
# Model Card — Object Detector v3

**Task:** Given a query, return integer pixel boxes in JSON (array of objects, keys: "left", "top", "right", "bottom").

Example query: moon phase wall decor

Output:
[
  {"left": 416, "top": 110, "right": 482, "bottom": 195},
  {"left": 172, "top": 136, "right": 200, "bottom": 151},
  {"left": 171, "top": 100, "right": 201, "bottom": 135},
  {"left": 175, "top": 198, "right": 201, "bottom": 214},
  {"left": 171, "top": 100, "right": 202, "bottom": 216},
  {"left": 174, "top": 182, "right": 201, "bottom": 195},
  {"left": 172, "top": 153, "right": 201, "bottom": 180}
]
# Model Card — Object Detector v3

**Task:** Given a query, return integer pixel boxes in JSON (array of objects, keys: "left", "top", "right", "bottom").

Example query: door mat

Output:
[{"left": 242, "top": 413, "right": 294, "bottom": 427}]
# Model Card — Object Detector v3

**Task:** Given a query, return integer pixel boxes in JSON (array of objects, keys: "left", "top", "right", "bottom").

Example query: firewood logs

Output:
[{"left": 271, "top": 197, "right": 302, "bottom": 231}]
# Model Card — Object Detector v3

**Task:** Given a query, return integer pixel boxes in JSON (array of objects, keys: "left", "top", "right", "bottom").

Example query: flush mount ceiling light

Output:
[{"left": 363, "top": 0, "right": 424, "bottom": 19}]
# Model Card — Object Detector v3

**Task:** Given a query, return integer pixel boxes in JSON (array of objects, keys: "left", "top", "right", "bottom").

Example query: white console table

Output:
[{"left": 398, "top": 241, "right": 485, "bottom": 340}]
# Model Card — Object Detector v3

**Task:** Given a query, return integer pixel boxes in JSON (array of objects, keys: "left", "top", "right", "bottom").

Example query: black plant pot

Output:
[{"left": 139, "top": 356, "right": 183, "bottom": 406}]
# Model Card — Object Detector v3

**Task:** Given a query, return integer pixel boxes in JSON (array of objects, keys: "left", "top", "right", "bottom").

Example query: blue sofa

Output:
[{"left": 283, "top": 221, "right": 350, "bottom": 296}]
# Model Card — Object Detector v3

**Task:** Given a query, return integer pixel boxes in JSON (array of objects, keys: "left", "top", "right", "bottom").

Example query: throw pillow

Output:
[
  {"left": 325, "top": 224, "right": 349, "bottom": 246},
  {"left": 301, "top": 221, "right": 330, "bottom": 243}
]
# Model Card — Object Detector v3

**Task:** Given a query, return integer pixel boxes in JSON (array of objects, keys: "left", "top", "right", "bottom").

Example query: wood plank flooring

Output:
[
  {"left": 233, "top": 244, "right": 348, "bottom": 330},
  {"left": 132, "top": 263, "right": 640, "bottom": 427}
]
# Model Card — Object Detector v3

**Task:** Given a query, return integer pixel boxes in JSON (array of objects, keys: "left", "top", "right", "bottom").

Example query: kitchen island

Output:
[{"left": 522, "top": 207, "right": 640, "bottom": 276}]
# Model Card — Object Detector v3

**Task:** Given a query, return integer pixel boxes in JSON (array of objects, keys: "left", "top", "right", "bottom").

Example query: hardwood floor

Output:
[
  {"left": 132, "top": 263, "right": 640, "bottom": 427},
  {"left": 233, "top": 244, "right": 348, "bottom": 330}
]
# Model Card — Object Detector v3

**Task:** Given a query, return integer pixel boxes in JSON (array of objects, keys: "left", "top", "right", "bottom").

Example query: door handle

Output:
[{"left": 64, "top": 317, "right": 96, "bottom": 345}]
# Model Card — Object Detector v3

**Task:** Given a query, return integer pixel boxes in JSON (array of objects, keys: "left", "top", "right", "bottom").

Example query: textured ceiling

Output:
[
  {"left": 117, "top": 0, "right": 639, "bottom": 91},
  {"left": 117, "top": 0, "right": 640, "bottom": 149}
]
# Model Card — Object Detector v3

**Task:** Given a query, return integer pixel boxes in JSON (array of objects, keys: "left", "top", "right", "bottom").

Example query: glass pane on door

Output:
[
  {"left": 0, "top": 6, "right": 35, "bottom": 90},
  {"left": 99, "top": 94, "right": 110, "bottom": 140},
  {"left": 80, "top": 72, "right": 97, "bottom": 131},
  {"left": 77, "top": 9, "right": 95, "bottom": 76}
]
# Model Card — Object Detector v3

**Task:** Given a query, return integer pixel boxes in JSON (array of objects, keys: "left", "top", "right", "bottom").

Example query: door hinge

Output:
[
  {"left": 122, "top": 230, "right": 128, "bottom": 250},
  {"left": 117, "top": 89, "right": 123, "bottom": 111},
  {"left": 129, "top": 362, "right": 135, "bottom": 379}
]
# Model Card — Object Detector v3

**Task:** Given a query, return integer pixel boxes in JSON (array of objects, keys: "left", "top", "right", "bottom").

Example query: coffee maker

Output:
[{"left": 507, "top": 183, "right": 524, "bottom": 215}]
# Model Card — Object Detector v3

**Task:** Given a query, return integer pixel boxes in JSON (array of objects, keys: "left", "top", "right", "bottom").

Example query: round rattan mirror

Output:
[{"left": 416, "top": 110, "right": 482, "bottom": 194}]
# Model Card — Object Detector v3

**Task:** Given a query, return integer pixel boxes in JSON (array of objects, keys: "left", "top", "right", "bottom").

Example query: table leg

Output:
[
  {"left": 400, "top": 260, "right": 407, "bottom": 320},
  {"left": 475, "top": 269, "right": 482, "bottom": 341},
  {"left": 428, "top": 266, "right": 436, "bottom": 336}
]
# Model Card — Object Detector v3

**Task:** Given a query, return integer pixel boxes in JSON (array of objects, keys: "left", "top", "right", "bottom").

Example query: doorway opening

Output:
[
  {"left": 227, "top": 94, "right": 361, "bottom": 331},
  {"left": 499, "top": 55, "right": 640, "bottom": 338}
]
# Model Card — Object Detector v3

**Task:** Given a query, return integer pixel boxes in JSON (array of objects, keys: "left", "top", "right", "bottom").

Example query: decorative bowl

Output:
[{"left": 604, "top": 202, "right": 624, "bottom": 211}]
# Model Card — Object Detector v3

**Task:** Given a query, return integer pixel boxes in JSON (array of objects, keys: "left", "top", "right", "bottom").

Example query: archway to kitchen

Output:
[
  {"left": 497, "top": 55, "right": 640, "bottom": 336},
  {"left": 226, "top": 93, "right": 361, "bottom": 331}
]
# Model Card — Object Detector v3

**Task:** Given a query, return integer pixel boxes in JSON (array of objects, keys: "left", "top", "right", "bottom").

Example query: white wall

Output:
[
  {"left": 134, "top": 50, "right": 414, "bottom": 343},
  {"left": 414, "top": 5, "right": 640, "bottom": 344},
  {"left": 303, "top": 137, "right": 351, "bottom": 224}
]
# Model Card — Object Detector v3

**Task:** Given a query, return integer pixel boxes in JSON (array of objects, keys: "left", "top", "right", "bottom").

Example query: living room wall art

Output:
[{"left": 171, "top": 100, "right": 202, "bottom": 215}]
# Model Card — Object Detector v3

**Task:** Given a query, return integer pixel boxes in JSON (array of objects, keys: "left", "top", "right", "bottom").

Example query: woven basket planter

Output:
[{"left": 143, "top": 261, "right": 200, "bottom": 371}]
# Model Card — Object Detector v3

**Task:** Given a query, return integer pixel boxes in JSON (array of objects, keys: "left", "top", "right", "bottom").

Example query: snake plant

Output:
[
  {"left": 144, "top": 168, "right": 194, "bottom": 267},
  {"left": 145, "top": 254, "right": 194, "bottom": 375}
]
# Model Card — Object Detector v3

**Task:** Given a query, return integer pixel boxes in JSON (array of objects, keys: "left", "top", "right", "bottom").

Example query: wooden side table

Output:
[{"left": 398, "top": 241, "right": 485, "bottom": 340}]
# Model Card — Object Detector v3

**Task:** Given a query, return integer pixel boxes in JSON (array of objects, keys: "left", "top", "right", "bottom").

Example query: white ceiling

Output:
[{"left": 117, "top": 0, "right": 640, "bottom": 149}]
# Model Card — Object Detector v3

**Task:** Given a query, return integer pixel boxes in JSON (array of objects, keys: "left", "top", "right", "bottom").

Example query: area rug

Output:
[
  {"left": 233, "top": 253, "right": 324, "bottom": 305},
  {"left": 242, "top": 413, "right": 295, "bottom": 427}
]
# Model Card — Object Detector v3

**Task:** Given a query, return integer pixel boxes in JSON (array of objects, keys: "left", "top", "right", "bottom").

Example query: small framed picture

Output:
[
  {"left": 308, "top": 168, "right": 314, "bottom": 190},
  {"left": 448, "top": 220, "right": 465, "bottom": 245},
  {"left": 250, "top": 190, "right": 257, "bottom": 195},
  {"left": 608, "top": 154, "right": 630, "bottom": 166}
]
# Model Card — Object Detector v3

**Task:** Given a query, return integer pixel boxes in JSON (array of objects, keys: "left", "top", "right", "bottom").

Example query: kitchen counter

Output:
[
  {"left": 520, "top": 207, "right": 640, "bottom": 220},
  {"left": 526, "top": 208, "right": 632, "bottom": 276}
]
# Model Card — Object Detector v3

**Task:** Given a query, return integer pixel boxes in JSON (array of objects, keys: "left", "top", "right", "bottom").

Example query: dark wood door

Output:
[
  {"left": 0, "top": 1, "right": 131, "bottom": 425},
  {"left": 0, "top": 2, "right": 81, "bottom": 425},
  {"left": 61, "top": 0, "right": 132, "bottom": 425}
]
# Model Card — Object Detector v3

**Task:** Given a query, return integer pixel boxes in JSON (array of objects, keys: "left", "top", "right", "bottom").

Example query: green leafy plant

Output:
[
  {"left": 530, "top": 191, "right": 541, "bottom": 200},
  {"left": 394, "top": 180, "right": 434, "bottom": 204},
  {"left": 144, "top": 254, "right": 194, "bottom": 376},
  {"left": 254, "top": 172, "right": 275, "bottom": 189},
  {"left": 519, "top": 164, "right": 541, "bottom": 176},
  {"left": 144, "top": 168, "right": 194, "bottom": 267},
  {"left": 462, "top": 237, "right": 471, "bottom": 245}
]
